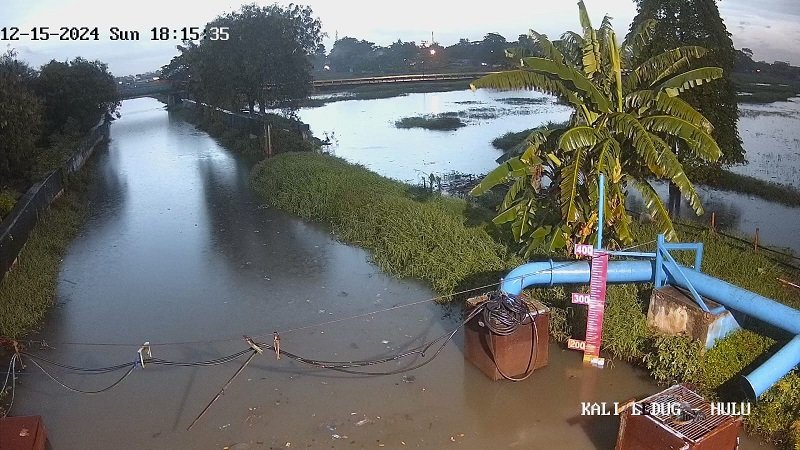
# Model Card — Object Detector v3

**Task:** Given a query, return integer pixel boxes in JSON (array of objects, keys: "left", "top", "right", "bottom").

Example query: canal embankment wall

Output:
[{"left": 0, "top": 117, "right": 110, "bottom": 281}]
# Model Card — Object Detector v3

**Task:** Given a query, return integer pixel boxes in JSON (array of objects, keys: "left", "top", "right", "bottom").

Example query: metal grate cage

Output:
[
  {"left": 640, "top": 384, "right": 730, "bottom": 443},
  {"left": 616, "top": 384, "right": 743, "bottom": 450}
]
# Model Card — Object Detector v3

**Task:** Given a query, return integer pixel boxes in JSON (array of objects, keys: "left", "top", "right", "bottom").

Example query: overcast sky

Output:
[{"left": 3, "top": 0, "right": 799, "bottom": 76}]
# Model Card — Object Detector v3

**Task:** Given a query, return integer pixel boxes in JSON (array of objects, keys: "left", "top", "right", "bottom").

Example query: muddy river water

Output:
[{"left": 14, "top": 98, "right": 775, "bottom": 449}]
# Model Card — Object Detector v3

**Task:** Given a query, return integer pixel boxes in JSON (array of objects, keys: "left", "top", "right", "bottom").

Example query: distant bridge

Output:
[
  {"left": 311, "top": 72, "right": 494, "bottom": 89},
  {"left": 118, "top": 72, "right": 494, "bottom": 100}
]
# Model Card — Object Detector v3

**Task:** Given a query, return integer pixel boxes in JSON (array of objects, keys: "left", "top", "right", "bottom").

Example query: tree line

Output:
[
  {"left": 0, "top": 50, "right": 119, "bottom": 188},
  {"left": 162, "top": 4, "right": 324, "bottom": 114}
]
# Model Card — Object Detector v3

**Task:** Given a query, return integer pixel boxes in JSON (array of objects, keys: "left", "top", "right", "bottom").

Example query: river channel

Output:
[
  {"left": 14, "top": 98, "right": 774, "bottom": 449},
  {"left": 299, "top": 90, "right": 800, "bottom": 255}
]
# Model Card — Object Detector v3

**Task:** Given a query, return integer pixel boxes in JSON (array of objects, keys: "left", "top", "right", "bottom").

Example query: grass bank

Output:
[
  {"left": 0, "top": 165, "right": 94, "bottom": 338},
  {"left": 250, "top": 153, "right": 799, "bottom": 448},
  {"left": 251, "top": 153, "right": 520, "bottom": 295},
  {"left": 707, "top": 170, "right": 800, "bottom": 207}
]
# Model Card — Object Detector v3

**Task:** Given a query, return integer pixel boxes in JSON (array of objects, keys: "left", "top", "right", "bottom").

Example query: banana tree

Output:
[{"left": 470, "top": 1, "right": 722, "bottom": 256}]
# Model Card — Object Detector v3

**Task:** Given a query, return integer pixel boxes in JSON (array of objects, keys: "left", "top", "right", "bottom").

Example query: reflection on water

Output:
[
  {"left": 299, "top": 89, "right": 572, "bottom": 183},
  {"left": 628, "top": 181, "right": 800, "bottom": 254}
]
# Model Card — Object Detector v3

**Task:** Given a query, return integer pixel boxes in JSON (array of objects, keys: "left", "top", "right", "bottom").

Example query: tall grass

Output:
[
  {"left": 0, "top": 168, "right": 92, "bottom": 337},
  {"left": 251, "top": 153, "right": 519, "bottom": 295}
]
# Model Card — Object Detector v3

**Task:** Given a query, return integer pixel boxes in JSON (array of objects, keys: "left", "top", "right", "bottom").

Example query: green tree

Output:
[
  {"left": 0, "top": 50, "right": 43, "bottom": 182},
  {"left": 36, "top": 57, "right": 119, "bottom": 133},
  {"left": 329, "top": 37, "right": 377, "bottom": 73},
  {"left": 195, "top": 4, "right": 323, "bottom": 112},
  {"left": 469, "top": 1, "right": 722, "bottom": 255},
  {"left": 630, "top": 0, "right": 744, "bottom": 167}
]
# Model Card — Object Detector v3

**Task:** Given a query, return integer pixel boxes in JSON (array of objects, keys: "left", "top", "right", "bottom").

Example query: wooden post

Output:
[
  {"left": 754, "top": 227, "right": 760, "bottom": 253},
  {"left": 267, "top": 123, "right": 273, "bottom": 157},
  {"left": 263, "top": 123, "right": 273, "bottom": 158},
  {"left": 710, "top": 212, "right": 716, "bottom": 233}
]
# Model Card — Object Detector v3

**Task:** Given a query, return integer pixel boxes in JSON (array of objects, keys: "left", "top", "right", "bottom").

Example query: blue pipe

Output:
[
  {"left": 500, "top": 260, "right": 655, "bottom": 296},
  {"left": 500, "top": 259, "right": 800, "bottom": 398}
]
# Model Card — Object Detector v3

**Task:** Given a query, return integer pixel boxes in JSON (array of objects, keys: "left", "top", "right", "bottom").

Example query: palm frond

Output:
[
  {"left": 558, "top": 126, "right": 599, "bottom": 151},
  {"left": 607, "top": 112, "right": 661, "bottom": 170},
  {"left": 469, "top": 157, "right": 527, "bottom": 196},
  {"left": 627, "top": 46, "right": 708, "bottom": 90},
  {"left": 656, "top": 67, "right": 723, "bottom": 96},
  {"left": 609, "top": 181, "right": 633, "bottom": 244},
  {"left": 640, "top": 115, "right": 721, "bottom": 161},
  {"left": 625, "top": 91, "right": 713, "bottom": 133},
  {"left": 498, "top": 126, "right": 555, "bottom": 163},
  {"left": 620, "top": 18, "right": 656, "bottom": 66},
  {"left": 520, "top": 57, "right": 612, "bottom": 112},
  {"left": 559, "top": 147, "right": 586, "bottom": 223},
  {"left": 577, "top": 1, "right": 601, "bottom": 78},
  {"left": 529, "top": 30, "right": 566, "bottom": 64},
  {"left": 627, "top": 177, "right": 678, "bottom": 241},
  {"left": 501, "top": 176, "right": 527, "bottom": 211},
  {"left": 608, "top": 30, "right": 623, "bottom": 111},
  {"left": 494, "top": 202, "right": 523, "bottom": 225},
  {"left": 649, "top": 135, "right": 704, "bottom": 214},
  {"left": 556, "top": 31, "right": 584, "bottom": 67},
  {"left": 471, "top": 70, "right": 584, "bottom": 109}
]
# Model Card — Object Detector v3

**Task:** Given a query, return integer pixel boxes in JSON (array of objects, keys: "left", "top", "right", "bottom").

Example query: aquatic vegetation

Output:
[
  {"left": 395, "top": 114, "right": 466, "bottom": 131},
  {"left": 496, "top": 97, "right": 550, "bottom": 106}
]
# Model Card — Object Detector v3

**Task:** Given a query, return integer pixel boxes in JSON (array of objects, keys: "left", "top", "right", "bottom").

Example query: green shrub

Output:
[
  {"left": 0, "top": 190, "right": 17, "bottom": 220},
  {"left": 644, "top": 334, "right": 704, "bottom": 385},
  {"left": 602, "top": 285, "right": 651, "bottom": 360},
  {"left": 699, "top": 330, "right": 775, "bottom": 391},
  {"left": 747, "top": 373, "right": 800, "bottom": 448}
]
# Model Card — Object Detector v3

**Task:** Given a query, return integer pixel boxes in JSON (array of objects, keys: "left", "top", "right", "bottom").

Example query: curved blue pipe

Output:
[
  {"left": 500, "top": 260, "right": 655, "bottom": 296},
  {"left": 500, "top": 259, "right": 800, "bottom": 398}
]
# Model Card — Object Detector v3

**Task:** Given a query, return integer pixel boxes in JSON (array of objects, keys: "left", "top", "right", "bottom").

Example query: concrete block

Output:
[{"left": 647, "top": 285, "right": 740, "bottom": 348}]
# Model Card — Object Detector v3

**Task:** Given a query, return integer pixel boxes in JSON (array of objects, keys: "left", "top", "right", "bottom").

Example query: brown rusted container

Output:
[
  {"left": 615, "top": 384, "right": 742, "bottom": 450},
  {"left": 0, "top": 416, "right": 48, "bottom": 450},
  {"left": 464, "top": 294, "right": 549, "bottom": 381}
]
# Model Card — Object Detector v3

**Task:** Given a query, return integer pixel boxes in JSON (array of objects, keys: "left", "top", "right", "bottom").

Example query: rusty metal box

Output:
[
  {"left": 0, "top": 415, "right": 48, "bottom": 450},
  {"left": 615, "top": 384, "right": 742, "bottom": 450},
  {"left": 464, "top": 294, "right": 549, "bottom": 381}
]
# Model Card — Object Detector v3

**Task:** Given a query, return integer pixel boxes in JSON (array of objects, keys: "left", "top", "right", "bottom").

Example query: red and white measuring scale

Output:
[{"left": 567, "top": 244, "right": 609, "bottom": 367}]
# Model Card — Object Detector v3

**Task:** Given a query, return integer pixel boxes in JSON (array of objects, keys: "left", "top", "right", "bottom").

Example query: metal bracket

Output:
[{"left": 138, "top": 342, "right": 152, "bottom": 368}]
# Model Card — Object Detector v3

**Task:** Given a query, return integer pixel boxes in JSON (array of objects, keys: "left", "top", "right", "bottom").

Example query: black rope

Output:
[
  {"left": 482, "top": 292, "right": 540, "bottom": 381},
  {"left": 25, "top": 357, "right": 138, "bottom": 395}
]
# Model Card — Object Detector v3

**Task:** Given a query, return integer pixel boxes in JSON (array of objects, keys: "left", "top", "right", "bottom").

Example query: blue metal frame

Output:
[{"left": 497, "top": 174, "right": 800, "bottom": 398}]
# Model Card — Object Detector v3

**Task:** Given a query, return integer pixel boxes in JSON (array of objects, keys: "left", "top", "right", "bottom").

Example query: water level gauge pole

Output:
[{"left": 597, "top": 172, "right": 605, "bottom": 250}]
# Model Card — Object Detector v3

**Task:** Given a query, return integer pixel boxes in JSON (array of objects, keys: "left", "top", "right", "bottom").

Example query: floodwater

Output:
[
  {"left": 13, "top": 98, "right": 774, "bottom": 449},
  {"left": 299, "top": 91, "right": 800, "bottom": 254},
  {"left": 734, "top": 98, "right": 800, "bottom": 189}
]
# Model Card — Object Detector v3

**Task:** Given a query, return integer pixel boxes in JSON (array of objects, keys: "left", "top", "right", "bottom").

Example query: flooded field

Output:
[
  {"left": 299, "top": 90, "right": 800, "bottom": 254},
  {"left": 734, "top": 98, "right": 800, "bottom": 189}
]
